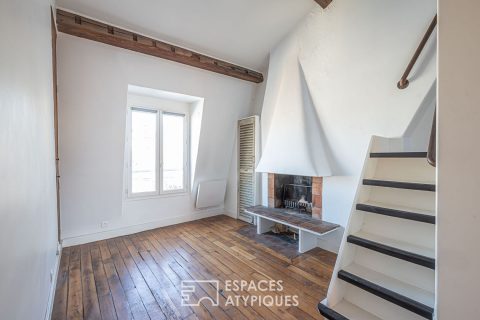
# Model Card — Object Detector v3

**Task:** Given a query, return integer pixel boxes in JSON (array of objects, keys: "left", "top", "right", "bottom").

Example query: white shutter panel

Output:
[{"left": 238, "top": 116, "right": 258, "bottom": 223}]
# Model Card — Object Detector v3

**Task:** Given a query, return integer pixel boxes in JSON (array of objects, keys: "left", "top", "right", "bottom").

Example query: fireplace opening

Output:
[
  {"left": 273, "top": 174, "right": 313, "bottom": 212},
  {"left": 282, "top": 184, "right": 313, "bottom": 212},
  {"left": 268, "top": 173, "right": 322, "bottom": 220}
]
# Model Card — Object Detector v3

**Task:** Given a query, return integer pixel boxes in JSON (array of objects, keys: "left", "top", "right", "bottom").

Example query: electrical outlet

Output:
[{"left": 101, "top": 221, "right": 109, "bottom": 228}]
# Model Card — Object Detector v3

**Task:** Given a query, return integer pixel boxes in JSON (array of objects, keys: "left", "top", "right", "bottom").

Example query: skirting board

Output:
[
  {"left": 44, "top": 242, "right": 62, "bottom": 320},
  {"left": 61, "top": 208, "right": 224, "bottom": 247},
  {"left": 224, "top": 210, "right": 238, "bottom": 219}
]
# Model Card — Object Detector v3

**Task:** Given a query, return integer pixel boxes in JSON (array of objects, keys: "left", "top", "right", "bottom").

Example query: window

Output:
[
  {"left": 128, "top": 107, "right": 188, "bottom": 197},
  {"left": 162, "top": 113, "right": 185, "bottom": 191},
  {"left": 131, "top": 108, "right": 158, "bottom": 194}
]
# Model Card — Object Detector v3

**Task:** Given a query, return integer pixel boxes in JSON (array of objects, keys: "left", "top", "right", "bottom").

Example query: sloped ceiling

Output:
[{"left": 56, "top": 0, "right": 315, "bottom": 72}]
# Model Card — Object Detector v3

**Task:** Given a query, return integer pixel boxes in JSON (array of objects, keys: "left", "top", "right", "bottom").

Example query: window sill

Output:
[{"left": 125, "top": 191, "right": 189, "bottom": 201}]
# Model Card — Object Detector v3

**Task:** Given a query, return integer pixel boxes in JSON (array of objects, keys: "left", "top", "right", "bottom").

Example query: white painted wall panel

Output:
[
  {"left": 0, "top": 0, "right": 58, "bottom": 318},
  {"left": 437, "top": 1, "right": 480, "bottom": 318},
  {"left": 57, "top": 34, "right": 258, "bottom": 243}
]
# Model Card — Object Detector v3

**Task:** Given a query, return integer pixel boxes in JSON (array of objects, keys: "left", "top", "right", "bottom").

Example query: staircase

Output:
[{"left": 319, "top": 137, "right": 436, "bottom": 320}]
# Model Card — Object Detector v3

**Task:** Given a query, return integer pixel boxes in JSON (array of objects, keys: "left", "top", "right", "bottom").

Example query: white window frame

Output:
[{"left": 126, "top": 106, "right": 189, "bottom": 198}]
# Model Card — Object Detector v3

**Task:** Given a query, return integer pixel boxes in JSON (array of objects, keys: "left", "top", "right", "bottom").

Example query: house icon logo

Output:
[{"left": 181, "top": 280, "right": 220, "bottom": 307}]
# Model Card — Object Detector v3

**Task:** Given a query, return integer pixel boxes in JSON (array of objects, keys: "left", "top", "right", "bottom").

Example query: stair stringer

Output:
[{"left": 324, "top": 135, "right": 380, "bottom": 307}]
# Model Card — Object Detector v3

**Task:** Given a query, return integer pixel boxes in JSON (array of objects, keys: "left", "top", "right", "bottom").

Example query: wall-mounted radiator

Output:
[{"left": 196, "top": 179, "right": 227, "bottom": 209}]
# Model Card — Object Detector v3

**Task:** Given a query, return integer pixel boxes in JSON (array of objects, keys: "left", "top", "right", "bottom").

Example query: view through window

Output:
[
  {"left": 130, "top": 107, "right": 187, "bottom": 196},
  {"left": 131, "top": 108, "right": 157, "bottom": 194},
  {"left": 163, "top": 113, "right": 185, "bottom": 191}
]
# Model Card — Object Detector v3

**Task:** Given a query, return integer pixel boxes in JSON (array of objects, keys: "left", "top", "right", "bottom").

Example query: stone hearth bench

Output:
[{"left": 244, "top": 205, "right": 340, "bottom": 253}]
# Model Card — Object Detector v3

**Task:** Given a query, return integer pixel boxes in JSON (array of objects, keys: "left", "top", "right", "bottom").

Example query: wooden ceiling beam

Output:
[
  {"left": 314, "top": 0, "right": 333, "bottom": 9},
  {"left": 56, "top": 9, "right": 264, "bottom": 83}
]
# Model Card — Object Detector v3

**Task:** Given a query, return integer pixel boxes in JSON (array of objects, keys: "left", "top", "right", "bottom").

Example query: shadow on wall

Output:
[
  {"left": 403, "top": 81, "right": 436, "bottom": 151},
  {"left": 300, "top": 62, "right": 344, "bottom": 176},
  {"left": 255, "top": 56, "right": 333, "bottom": 177}
]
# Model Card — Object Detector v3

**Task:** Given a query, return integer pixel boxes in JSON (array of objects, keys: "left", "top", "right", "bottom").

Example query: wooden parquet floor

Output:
[{"left": 52, "top": 215, "right": 336, "bottom": 320}]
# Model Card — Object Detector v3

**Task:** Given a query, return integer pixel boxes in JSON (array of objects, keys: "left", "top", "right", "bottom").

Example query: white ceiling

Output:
[{"left": 56, "top": 0, "right": 315, "bottom": 72}]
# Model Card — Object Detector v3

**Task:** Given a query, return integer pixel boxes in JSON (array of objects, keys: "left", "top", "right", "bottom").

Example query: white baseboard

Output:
[
  {"left": 62, "top": 208, "right": 224, "bottom": 247},
  {"left": 224, "top": 210, "right": 237, "bottom": 219},
  {"left": 44, "top": 242, "right": 62, "bottom": 320}
]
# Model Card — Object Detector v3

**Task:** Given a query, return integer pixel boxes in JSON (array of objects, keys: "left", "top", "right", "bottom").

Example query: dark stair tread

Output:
[
  {"left": 363, "top": 179, "right": 436, "bottom": 192},
  {"left": 318, "top": 303, "right": 349, "bottom": 320},
  {"left": 347, "top": 235, "right": 435, "bottom": 269},
  {"left": 338, "top": 270, "right": 434, "bottom": 319},
  {"left": 370, "top": 152, "right": 427, "bottom": 158},
  {"left": 356, "top": 203, "right": 435, "bottom": 224}
]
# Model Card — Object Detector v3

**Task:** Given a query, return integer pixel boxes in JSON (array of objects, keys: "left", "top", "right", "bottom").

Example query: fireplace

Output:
[
  {"left": 268, "top": 173, "right": 323, "bottom": 220},
  {"left": 242, "top": 173, "right": 337, "bottom": 250}
]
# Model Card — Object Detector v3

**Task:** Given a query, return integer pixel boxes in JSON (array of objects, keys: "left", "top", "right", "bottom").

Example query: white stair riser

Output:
[
  {"left": 332, "top": 300, "right": 382, "bottom": 320},
  {"left": 343, "top": 263, "right": 434, "bottom": 307},
  {"left": 368, "top": 158, "right": 435, "bottom": 183},
  {"left": 344, "top": 285, "right": 428, "bottom": 320},
  {"left": 361, "top": 213, "right": 435, "bottom": 250},
  {"left": 366, "top": 186, "right": 435, "bottom": 212},
  {"left": 354, "top": 246, "right": 435, "bottom": 293}
]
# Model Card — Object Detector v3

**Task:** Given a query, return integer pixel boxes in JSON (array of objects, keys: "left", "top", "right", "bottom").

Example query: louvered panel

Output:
[{"left": 238, "top": 117, "right": 258, "bottom": 224}]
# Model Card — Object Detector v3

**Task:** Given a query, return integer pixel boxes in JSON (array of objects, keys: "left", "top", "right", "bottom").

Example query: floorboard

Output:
[{"left": 52, "top": 215, "right": 336, "bottom": 319}]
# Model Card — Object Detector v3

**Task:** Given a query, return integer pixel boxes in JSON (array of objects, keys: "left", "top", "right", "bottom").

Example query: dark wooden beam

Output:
[
  {"left": 314, "top": 0, "right": 333, "bottom": 9},
  {"left": 56, "top": 9, "right": 264, "bottom": 83}
]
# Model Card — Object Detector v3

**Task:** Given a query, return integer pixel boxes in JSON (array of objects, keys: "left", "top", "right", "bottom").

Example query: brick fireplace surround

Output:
[{"left": 267, "top": 173, "right": 323, "bottom": 220}]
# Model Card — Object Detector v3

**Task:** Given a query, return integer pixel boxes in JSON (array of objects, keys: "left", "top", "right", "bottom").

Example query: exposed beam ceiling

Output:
[
  {"left": 56, "top": 9, "right": 264, "bottom": 83},
  {"left": 314, "top": 0, "right": 333, "bottom": 9},
  {"left": 56, "top": 0, "right": 315, "bottom": 71}
]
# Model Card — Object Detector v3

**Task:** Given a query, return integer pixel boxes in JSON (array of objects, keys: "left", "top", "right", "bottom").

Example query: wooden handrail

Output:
[
  {"left": 398, "top": 15, "right": 437, "bottom": 89},
  {"left": 427, "top": 109, "right": 436, "bottom": 167}
]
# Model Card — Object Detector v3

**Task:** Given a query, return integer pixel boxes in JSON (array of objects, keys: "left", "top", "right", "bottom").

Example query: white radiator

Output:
[{"left": 195, "top": 179, "right": 227, "bottom": 209}]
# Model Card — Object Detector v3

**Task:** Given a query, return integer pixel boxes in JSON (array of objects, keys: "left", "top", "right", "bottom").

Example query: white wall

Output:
[
  {"left": 260, "top": 0, "right": 437, "bottom": 252},
  {"left": 403, "top": 82, "right": 436, "bottom": 152},
  {"left": 224, "top": 79, "right": 267, "bottom": 217},
  {"left": 0, "top": 0, "right": 59, "bottom": 319},
  {"left": 437, "top": 1, "right": 480, "bottom": 318},
  {"left": 57, "top": 34, "right": 259, "bottom": 245},
  {"left": 190, "top": 100, "right": 204, "bottom": 190}
]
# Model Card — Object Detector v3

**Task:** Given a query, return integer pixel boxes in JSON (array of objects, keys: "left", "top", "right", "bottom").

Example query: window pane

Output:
[
  {"left": 131, "top": 109, "right": 157, "bottom": 193},
  {"left": 163, "top": 113, "right": 185, "bottom": 191}
]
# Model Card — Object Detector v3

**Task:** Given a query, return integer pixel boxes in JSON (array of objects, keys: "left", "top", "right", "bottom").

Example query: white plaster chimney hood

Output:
[{"left": 256, "top": 35, "right": 332, "bottom": 177}]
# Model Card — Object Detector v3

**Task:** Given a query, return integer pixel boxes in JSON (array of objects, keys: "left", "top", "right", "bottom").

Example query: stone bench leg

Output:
[
  {"left": 299, "top": 229, "right": 318, "bottom": 253},
  {"left": 256, "top": 216, "right": 276, "bottom": 234}
]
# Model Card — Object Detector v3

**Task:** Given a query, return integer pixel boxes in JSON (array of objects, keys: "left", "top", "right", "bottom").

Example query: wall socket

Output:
[{"left": 101, "top": 221, "right": 109, "bottom": 228}]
